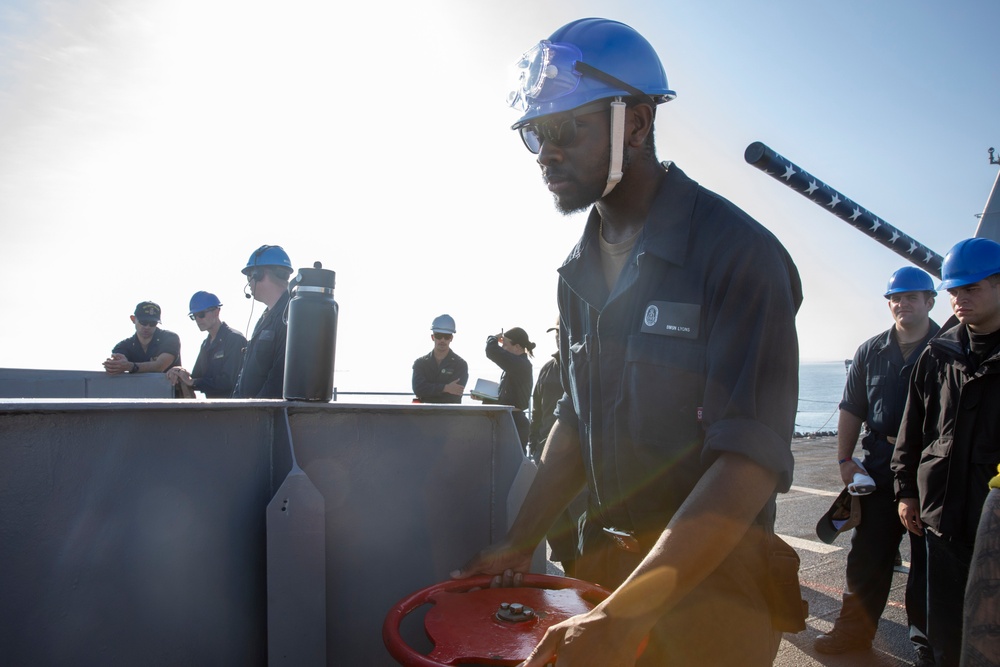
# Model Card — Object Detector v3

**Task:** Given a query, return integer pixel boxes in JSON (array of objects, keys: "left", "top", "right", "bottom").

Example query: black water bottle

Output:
[{"left": 283, "top": 261, "right": 338, "bottom": 401}]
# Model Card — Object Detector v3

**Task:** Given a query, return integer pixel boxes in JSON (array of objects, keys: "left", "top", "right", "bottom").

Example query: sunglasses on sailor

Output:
[
  {"left": 433, "top": 333, "right": 453, "bottom": 341},
  {"left": 518, "top": 100, "right": 610, "bottom": 154},
  {"left": 137, "top": 320, "right": 158, "bottom": 327},
  {"left": 190, "top": 309, "right": 216, "bottom": 321}
]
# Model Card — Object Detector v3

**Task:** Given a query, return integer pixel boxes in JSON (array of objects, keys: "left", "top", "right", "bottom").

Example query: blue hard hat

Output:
[
  {"left": 884, "top": 267, "right": 935, "bottom": 298},
  {"left": 188, "top": 291, "right": 222, "bottom": 316},
  {"left": 431, "top": 314, "right": 456, "bottom": 334},
  {"left": 938, "top": 238, "right": 1000, "bottom": 290},
  {"left": 242, "top": 244, "right": 292, "bottom": 275},
  {"left": 508, "top": 18, "right": 675, "bottom": 129}
]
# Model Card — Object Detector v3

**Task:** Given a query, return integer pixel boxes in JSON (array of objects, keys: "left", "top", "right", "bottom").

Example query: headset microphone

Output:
[{"left": 245, "top": 270, "right": 265, "bottom": 299}]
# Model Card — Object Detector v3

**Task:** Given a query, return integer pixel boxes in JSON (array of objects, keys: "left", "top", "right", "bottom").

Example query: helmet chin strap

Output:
[{"left": 602, "top": 98, "right": 627, "bottom": 197}]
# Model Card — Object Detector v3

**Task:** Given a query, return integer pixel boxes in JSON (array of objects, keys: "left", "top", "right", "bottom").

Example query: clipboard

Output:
[{"left": 469, "top": 378, "right": 500, "bottom": 401}]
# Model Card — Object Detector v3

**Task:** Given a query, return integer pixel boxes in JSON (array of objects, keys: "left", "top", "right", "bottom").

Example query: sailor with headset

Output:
[{"left": 232, "top": 244, "right": 293, "bottom": 398}]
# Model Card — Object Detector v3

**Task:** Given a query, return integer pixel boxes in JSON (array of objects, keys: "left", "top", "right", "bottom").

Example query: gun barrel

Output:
[{"left": 745, "top": 141, "right": 943, "bottom": 277}]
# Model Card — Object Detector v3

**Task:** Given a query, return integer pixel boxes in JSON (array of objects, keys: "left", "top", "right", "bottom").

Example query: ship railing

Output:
[{"left": 330, "top": 389, "right": 534, "bottom": 419}]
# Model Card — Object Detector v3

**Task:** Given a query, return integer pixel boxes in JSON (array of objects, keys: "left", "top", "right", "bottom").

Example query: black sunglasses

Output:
[
  {"left": 189, "top": 309, "right": 215, "bottom": 321},
  {"left": 137, "top": 320, "right": 158, "bottom": 327},
  {"left": 518, "top": 100, "right": 611, "bottom": 154},
  {"left": 433, "top": 333, "right": 453, "bottom": 341}
]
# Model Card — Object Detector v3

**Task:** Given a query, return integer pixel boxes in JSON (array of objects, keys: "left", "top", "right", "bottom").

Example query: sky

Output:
[{"left": 1, "top": 0, "right": 998, "bottom": 398}]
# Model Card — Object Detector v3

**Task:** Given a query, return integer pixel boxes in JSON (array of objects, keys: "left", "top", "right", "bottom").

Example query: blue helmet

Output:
[
  {"left": 188, "top": 291, "right": 222, "bottom": 316},
  {"left": 242, "top": 244, "right": 292, "bottom": 276},
  {"left": 431, "top": 314, "right": 456, "bottom": 334},
  {"left": 508, "top": 18, "right": 675, "bottom": 129},
  {"left": 938, "top": 238, "right": 1000, "bottom": 290},
  {"left": 884, "top": 267, "right": 935, "bottom": 298}
]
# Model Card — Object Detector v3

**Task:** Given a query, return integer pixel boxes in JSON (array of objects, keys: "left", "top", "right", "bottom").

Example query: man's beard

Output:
[
  {"left": 553, "top": 181, "right": 605, "bottom": 215},
  {"left": 550, "top": 146, "right": 629, "bottom": 216}
]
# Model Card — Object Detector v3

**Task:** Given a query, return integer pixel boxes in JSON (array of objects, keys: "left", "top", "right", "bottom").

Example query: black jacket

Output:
[
  {"left": 412, "top": 349, "right": 469, "bottom": 404},
  {"left": 192, "top": 323, "right": 248, "bottom": 398},
  {"left": 233, "top": 292, "right": 289, "bottom": 399},
  {"left": 527, "top": 354, "right": 562, "bottom": 459},
  {"left": 840, "top": 321, "right": 939, "bottom": 483},
  {"left": 553, "top": 163, "right": 801, "bottom": 533},
  {"left": 892, "top": 322, "right": 1000, "bottom": 543},
  {"left": 485, "top": 336, "right": 532, "bottom": 411}
]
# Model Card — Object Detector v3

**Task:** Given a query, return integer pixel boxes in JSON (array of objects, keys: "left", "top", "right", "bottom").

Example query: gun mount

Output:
[{"left": 745, "top": 141, "right": 944, "bottom": 277}]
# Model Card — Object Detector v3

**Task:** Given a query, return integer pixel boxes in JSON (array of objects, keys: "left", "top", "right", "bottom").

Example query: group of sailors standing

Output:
[{"left": 103, "top": 244, "right": 293, "bottom": 399}]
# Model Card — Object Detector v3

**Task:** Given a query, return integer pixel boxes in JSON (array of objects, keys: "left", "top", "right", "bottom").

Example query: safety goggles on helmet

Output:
[
  {"left": 508, "top": 40, "right": 655, "bottom": 117},
  {"left": 517, "top": 99, "right": 611, "bottom": 154},
  {"left": 508, "top": 41, "right": 585, "bottom": 112}
]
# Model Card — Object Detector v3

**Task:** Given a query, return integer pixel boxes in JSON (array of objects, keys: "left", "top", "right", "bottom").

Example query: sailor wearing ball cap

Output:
[{"left": 103, "top": 300, "right": 182, "bottom": 375}]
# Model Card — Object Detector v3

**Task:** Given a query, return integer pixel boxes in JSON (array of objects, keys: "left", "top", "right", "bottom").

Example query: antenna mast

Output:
[{"left": 974, "top": 146, "right": 1000, "bottom": 242}]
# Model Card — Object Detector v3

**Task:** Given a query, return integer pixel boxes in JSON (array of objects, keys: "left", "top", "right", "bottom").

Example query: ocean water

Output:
[{"left": 796, "top": 360, "right": 850, "bottom": 434}]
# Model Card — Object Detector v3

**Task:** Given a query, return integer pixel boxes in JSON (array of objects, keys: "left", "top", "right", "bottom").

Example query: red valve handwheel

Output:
[{"left": 382, "top": 574, "right": 612, "bottom": 666}]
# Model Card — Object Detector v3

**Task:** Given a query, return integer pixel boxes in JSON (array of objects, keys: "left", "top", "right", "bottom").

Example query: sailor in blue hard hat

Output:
[
  {"left": 937, "top": 238, "right": 1000, "bottom": 332},
  {"left": 241, "top": 245, "right": 293, "bottom": 304},
  {"left": 411, "top": 314, "right": 469, "bottom": 404},
  {"left": 233, "top": 245, "right": 294, "bottom": 398},
  {"left": 453, "top": 18, "right": 803, "bottom": 667},
  {"left": 892, "top": 239, "right": 1000, "bottom": 664},
  {"left": 884, "top": 266, "right": 937, "bottom": 332},
  {"left": 814, "top": 267, "right": 937, "bottom": 662},
  {"left": 166, "top": 292, "right": 248, "bottom": 398}
]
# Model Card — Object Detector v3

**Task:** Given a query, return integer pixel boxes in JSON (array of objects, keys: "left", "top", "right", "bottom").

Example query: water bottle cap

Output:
[{"left": 292, "top": 265, "right": 336, "bottom": 290}]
